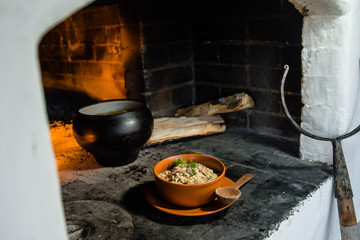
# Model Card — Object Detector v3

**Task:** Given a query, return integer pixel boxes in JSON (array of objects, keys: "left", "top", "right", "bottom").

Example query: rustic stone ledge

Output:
[{"left": 60, "top": 127, "right": 331, "bottom": 239}]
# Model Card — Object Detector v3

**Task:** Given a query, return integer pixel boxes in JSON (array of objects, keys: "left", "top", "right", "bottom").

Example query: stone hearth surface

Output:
[{"left": 59, "top": 128, "right": 331, "bottom": 240}]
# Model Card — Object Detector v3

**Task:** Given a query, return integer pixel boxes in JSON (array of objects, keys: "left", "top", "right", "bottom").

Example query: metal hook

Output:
[
  {"left": 281, "top": 65, "right": 360, "bottom": 141},
  {"left": 280, "top": 65, "right": 360, "bottom": 239}
]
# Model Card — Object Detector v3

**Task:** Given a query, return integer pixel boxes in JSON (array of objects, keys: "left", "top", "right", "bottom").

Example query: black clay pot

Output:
[{"left": 72, "top": 99, "right": 154, "bottom": 167}]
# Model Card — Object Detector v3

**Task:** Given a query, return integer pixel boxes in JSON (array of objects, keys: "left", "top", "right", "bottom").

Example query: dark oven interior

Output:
[{"left": 39, "top": 0, "right": 303, "bottom": 141}]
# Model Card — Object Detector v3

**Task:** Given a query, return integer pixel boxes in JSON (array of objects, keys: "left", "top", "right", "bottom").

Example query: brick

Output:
[
  {"left": 56, "top": 61, "right": 81, "bottom": 75},
  {"left": 283, "top": 67, "right": 301, "bottom": 93},
  {"left": 125, "top": 69, "right": 144, "bottom": 99},
  {"left": 142, "top": 22, "right": 191, "bottom": 45},
  {"left": 111, "top": 63, "right": 126, "bottom": 80},
  {"left": 217, "top": 0, "right": 282, "bottom": 18},
  {"left": 192, "top": 20, "right": 218, "bottom": 41},
  {"left": 60, "top": 29, "right": 86, "bottom": 46},
  {"left": 56, "top": 21, "right": 119, "bottom": 46},
  {"left": 249, "top": 112, "right": 300, "bottom": 139},
  {"left": 222, "top": 111, "right": 248, "bottom": 128},
  {"left": 44, "top": 88, "right": 98, "bottom": 122},
  {"left": 217, "top": 22, "right": 247, "bottom": 40},
  {"left": 146, "top": 91, "right": 172, "bottom": 113},
  {"left": 91, "top": 28, "right": 110, "bottom": 44},
  {"left": 143, "top": 45, "right": 168, "bottom": 69},
  {"left": 117, "top": 1, "right": 140, "bottom": 24},
  {"left": 246, "top": 90, "right": 281, "bottom": 113},
  {"left": 189, "top": 0, "right": 218, "bottom": 22},
  {"left": 121, "top": 49, "right": 142, "bottom": 68},
  {"left": 192, "top": 22, "right": 246, "bottom": 41},
  {"left": 221, "top": 87, "right": 248, "bottom": 97},
  {"left": 168, "top": 41, "right": 192, "bottom": 63},
  {"left": 42, "top": 74, "right": 72, "bottom": 90},
  {"left": 282, "top": 45, "right": 302, "bottom": 68},
  {"left": 145, "top": 65, "right": 193, "bottom": 92},
  {"left": 120, "top": 25, "right": 140, "bottom": 49},
  {"left": 195, "top": 84, "right": 220, "bottom": 104},
  {"left": 39, "top": 45, "right": 68, "bottom": 60},
  {"left": 194, "top": 43, "right": 218, "bottom": 62},
  {"left": 139, "top": 0, "right": 188, "bottom": 24},
  {"left": 219, "top": 44, "right": 248, "bottom": 64},
  {"left": 282, "top": 94, "right": 302, "bottom": 117},
  {"left": 248, "top": 45, "right": 281, "bottom": 67},
  {"left": 172, "top": 84, "right": 195, "bottom": 107},
  {"left": 249, "top": 18, "right": 302, "bottom": 44},
  {"left": 95, "top": 45, "right": 122, "bottom": 61},
  {"left": 71, "top": 45, "right": 94, "bottom": 61},
  {"left": 69, "top": 7, "right": 93, "bottom": 30},
  {"left": 195, "top": 64, "right": 247, "bottom": 86},
  {"left": 88, "top": 5, "right": 120, "bottom": 27},
  {"left": 105, "top": 26, "right": 121, "bottom": 44},
  {"left": 81, "top": 62, "right": 103, "bottom": 77},
  {"left": 249, "top": 66, "right": 301, "bottom": 93},
  {"left": 249, "top": 66, "right": 282, "bottom": 90}
]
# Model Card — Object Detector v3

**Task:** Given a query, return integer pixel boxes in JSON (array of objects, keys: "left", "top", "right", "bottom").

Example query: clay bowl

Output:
[
  {"left": 72, "top": 99, "right": 153, "bottom": 167},
  {"left": 153, "top": 154, "right": 226, "bottom": 207}
]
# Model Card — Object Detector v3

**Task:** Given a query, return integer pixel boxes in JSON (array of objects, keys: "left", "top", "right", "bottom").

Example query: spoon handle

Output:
[{"left": 232, "top": 174, "right": 254, "bottom": 189}]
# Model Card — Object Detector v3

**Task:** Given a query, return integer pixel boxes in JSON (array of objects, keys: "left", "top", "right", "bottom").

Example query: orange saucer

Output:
[{"left": 146, "top": 177, "right": 235, "bottom": 216}]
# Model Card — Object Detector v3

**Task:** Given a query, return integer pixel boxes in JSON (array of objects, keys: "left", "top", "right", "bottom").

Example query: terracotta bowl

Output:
[
  {"left": 73, "top": 99, "right": 153, "bottom": 167},
  {"left": 153, "top": 154, "right": 226, "bottom": 207}
]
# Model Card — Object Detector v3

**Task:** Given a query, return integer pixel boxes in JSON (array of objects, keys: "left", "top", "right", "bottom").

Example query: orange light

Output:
[{"left": 49, "top": 122, "right": 101, "bottom": 172}]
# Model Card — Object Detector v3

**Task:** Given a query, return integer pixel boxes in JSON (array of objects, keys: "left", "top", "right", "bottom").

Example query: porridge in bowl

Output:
[
  {"left": 153, "top": 154, "right": 226, "bottom": 207},
  {"left": 158, "top": 159, "right": 218, "bottom": 184}
]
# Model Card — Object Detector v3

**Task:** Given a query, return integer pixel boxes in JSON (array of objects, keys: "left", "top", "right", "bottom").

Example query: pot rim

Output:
[{"left": 77, "top": 99, "right": 148, "bottom": 118}]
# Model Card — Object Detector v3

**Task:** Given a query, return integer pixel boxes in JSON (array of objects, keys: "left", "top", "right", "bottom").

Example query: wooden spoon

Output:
[{"left": 215, "top": 174, "right": 254, "bottom": 205}]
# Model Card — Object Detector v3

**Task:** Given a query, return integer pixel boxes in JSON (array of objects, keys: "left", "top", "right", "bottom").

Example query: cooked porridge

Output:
[{"left": 158, "top": 159, "right": 218, "bottom": 184}]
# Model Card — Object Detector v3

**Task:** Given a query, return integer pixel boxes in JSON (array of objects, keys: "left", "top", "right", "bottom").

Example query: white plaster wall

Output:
[
  {"left": 297, "top": 0, "right": 358, "bottom": 163},
  {"left": 0, "top": 0, "right": 93, "bottom": 239},
  {"left": 295, "top": 0, "right": 360, "bottom": 217},
  {"left": 267, "top": 178, "right": 341, "bottom": 240},
  {"left": 339, "top": 0, "right": 360, "bottom": 225},
  {"left": 269, "top": 0, "right": 360, "bottom": 239}
]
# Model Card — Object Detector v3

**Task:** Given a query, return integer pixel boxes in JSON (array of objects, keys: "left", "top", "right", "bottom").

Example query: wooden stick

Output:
[
  {"left": 337, "top": 199, "right": 357, "bottom": 227},
  {"left": 175, "top": 92, "right": 254, "bottom": 117},
  {"left": 146, "top": 115, "right": 226, "bottom": 145}
]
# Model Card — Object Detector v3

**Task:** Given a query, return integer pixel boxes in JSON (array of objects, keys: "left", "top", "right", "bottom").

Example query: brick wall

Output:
[
  {"left": 191, "top": 0, "right": 303, "bottom": 139},
  {"left": 138, "top": 0, "right": 303, "bottom": 138},
  {"left": 39, "top": 0, "right": 303, "bottom": 139},
  {"left": 39, "top": 1, "right": 142, "bottom": 101},
  {"left": 138, "top": 1, "right": 195, "bottom": 117}
]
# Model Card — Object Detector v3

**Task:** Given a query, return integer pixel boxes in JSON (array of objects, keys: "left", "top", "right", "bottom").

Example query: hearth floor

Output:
[{"left": 59, "top": 127, "right": 332, "bottom": 240}]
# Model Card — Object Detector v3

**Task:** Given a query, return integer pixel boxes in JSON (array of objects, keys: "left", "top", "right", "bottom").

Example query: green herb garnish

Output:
[
  {"left": 173, "top": 159, "right": 187, "bottom": 166},
  {"left": 188, "top": 161, "right": 198, "bottom": 169},
  {"left": 173, "top": 159, "right": 198, "bottom": 175}
]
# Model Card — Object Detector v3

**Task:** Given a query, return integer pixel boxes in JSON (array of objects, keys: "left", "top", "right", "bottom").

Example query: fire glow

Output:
[{"left": 39, "top": 4, "right": 140, "bottom": 101}]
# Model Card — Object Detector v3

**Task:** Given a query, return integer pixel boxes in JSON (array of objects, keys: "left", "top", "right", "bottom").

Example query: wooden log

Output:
[
  {"left": 175, "top": 92, "right": 254, "bottom": 117},
  {"left": 50, "top": 115, "right": 226, "bottom": 169},
  {"left": 146, "top": 115, "right": 226, "bottom": 146}
]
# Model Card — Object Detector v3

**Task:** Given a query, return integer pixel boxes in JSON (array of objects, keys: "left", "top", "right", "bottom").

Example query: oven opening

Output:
[
  {"left": 2, "top": 0, "right": 360, "bottom": 239},
  {"left": 40, "top": 0, "right": 303, "bottom": 171}
]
